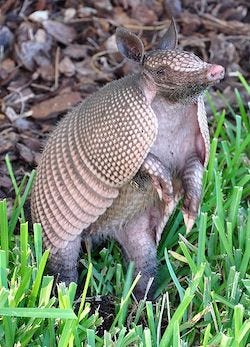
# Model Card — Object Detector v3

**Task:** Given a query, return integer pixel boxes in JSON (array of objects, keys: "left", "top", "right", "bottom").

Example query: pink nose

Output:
[{"left": 207, "top": 64, "right": 225, "bottom": 81}]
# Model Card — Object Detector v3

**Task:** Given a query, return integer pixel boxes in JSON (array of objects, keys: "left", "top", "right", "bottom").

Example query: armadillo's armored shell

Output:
[
  {"left": 80, "top": 75, "right": 158, "bottom": 185},
  {"left": 31, "top": 74, "right": 157, "bottom": 250}
]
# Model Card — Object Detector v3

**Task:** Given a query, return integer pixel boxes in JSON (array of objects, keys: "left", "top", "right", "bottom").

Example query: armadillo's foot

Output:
[
  {"left": 141, "top": 153, "right": 174, "bottom": 207},
  {"left": 182, "top": 193, "right": 200, "bottom": 233},
  {"left": 134, "top": 275, "right": 156, "bottom": 301},
  {"left": 181, "top": 154, "right": 204, "bottom": 232},
  {"left": 46, "top": 235, "right": 81, "bottom": 286},
  {"left": 181, "top": 192, "right": 201, "bottom": 233},
  {"left": 182, "top": 209, "right": 196, "bottom": 233},
  {"left": 47, "top": 261, "right": 79, "bottom": 286},
  {"left": 57, "top": 269, "right": 79, "bottom": 286}
]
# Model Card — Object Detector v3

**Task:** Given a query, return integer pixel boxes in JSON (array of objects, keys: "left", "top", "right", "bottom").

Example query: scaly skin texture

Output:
[{"left": 31, "top": 20, "right": 224, "bottom": 299}]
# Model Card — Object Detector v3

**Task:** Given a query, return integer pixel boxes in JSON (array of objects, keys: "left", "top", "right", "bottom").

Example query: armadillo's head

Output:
[{"left": 116, "top": 19, "right": 225, "bottom": 102}]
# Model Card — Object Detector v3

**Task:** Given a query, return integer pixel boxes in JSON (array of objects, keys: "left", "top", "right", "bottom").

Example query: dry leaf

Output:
[
  {"left": 15, "top": 24, "right": 52, "bottom": 71},
  {"left": 43, "top": 20, "right": 77, "bottom": 45},
  {"left": 29, "top": 10, "right": 49, "bottom": 22},
  {"left": 64, "top": 44, "right": 90, "bottom": 59},
  {"left": 59, "top": 56, "right": 75, "bottom": 76},
  {"left": 0, "top": 26, "right": 14, "bottom": 59},
  {"left": 31, "top": 91, "right": 82, "bottom": 119},
  {"left": 131, "top": 4, "right": 157, "bottom": 25},
  {"left": 16, "top": 143, "right": 34, "bottom": 163}
]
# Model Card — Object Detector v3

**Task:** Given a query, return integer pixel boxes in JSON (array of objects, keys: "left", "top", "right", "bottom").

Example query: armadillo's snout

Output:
[{"left": 207, "top": 64, "right": 225, "bottom": 82}]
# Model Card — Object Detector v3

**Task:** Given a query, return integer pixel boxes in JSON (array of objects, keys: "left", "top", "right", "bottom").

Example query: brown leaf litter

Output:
[{"left": 0, "top": 0, "right": 249, "bottom": 204}]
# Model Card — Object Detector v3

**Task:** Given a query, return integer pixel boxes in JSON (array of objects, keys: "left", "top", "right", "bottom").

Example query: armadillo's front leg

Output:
[
  {"left": 141, "top": 153, "right": 174, "bottom": 210},
  {"left": 181, "top": 155, "right": 204, "bottom": 233}
]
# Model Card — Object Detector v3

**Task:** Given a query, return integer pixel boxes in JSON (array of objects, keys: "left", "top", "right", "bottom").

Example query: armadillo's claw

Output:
[
  {"left": 182, "top": 210, "right": 195, "bottom": 233},
  {"left": 151, "top": 175, "right": 174, "bottom": 207},
  {"left": 156, "top": 186, "right": 163, "bottom": 201},
  {"left": 165, "top": 199, "right": 174, "bottom": 214},
  {"left": 151, "top": 176, "right": 163, "bottom": 201}
]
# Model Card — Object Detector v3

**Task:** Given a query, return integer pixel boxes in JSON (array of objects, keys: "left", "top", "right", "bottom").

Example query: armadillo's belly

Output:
[
  {"left": 87, "top": 172, "right": 181, "bottom": 242},
  {"left": 85, "top": 173, "right": 159, "bottom": 239},
  {"left": 31, "top": 110, "right": 119, "bottom": 252}
]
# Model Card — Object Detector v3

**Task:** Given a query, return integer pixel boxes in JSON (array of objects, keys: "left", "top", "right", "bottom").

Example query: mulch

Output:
[{"left": 0, "top": 0, "right": 249, "bottom": 205}]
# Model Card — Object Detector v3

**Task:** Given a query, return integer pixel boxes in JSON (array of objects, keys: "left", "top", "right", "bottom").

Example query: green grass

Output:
[{"left": 0, "top": 72, "right": 249, "bottom": 346}]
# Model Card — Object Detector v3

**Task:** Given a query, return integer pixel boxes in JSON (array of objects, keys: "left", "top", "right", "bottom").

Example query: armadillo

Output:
[{"left": 31, "top": 19, "right": 224, "bottom": 298}]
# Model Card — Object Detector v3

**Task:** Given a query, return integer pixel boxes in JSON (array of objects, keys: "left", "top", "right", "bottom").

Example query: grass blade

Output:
[{"left": 0, "top": 199, "right": 9, "bottom": 266}]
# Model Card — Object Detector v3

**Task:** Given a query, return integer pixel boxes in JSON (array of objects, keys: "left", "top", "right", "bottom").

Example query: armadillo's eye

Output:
[{"left": 156, "top": 68, "right": 165, "bottom": 76}]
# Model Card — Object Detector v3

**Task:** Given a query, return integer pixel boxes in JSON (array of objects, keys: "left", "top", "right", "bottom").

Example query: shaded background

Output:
[{"left": 0, "top": 0, "right": 249, "bottom": 206}]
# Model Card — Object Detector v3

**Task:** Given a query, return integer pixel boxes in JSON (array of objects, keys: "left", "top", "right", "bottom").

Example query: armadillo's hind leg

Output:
[
  {"left": 181, "top": 155, "right": 204, "bottom": 233},
  {"left": 114, "top": 208, "right": 161, "bottom": 300},
  {"left": 46, "top": 235, "right": 82, "bottom": 285}
]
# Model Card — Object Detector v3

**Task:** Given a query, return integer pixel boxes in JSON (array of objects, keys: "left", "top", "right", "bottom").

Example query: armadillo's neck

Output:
[{"left": 156, "top": 87, "right": 206, "bottom": 105}]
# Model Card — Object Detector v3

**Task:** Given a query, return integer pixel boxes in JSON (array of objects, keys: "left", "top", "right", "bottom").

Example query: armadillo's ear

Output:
[
  {"left": 156, "top": 18, "right": 178, "bottom": 50},
  {"left": 116, "top": 27, "right": 144, "bottom": 63}
]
